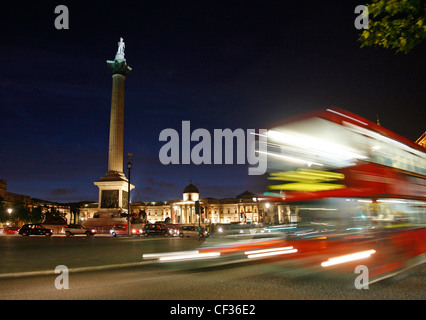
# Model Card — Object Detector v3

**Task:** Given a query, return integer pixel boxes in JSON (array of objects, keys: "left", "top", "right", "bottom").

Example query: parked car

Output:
[
  {"left": 2, "top": 226, "right": 20, "bottom": 235},
  {"left": 178, "top": 225, "right": 209, "bottom": 239},
  {"left": 64, "top": 224, "right": 96, "bottom": 237},
  {"left": 164, "top": 224, "right": 180, "bottom": 237},
  {"left": 110, "top": 224, "right": 143, "bottom": 237},
  {"left": 19, "top": 224, "right": 53, "bottom": 236},
  {"left": 142, "top": 223, "right": 168, "bottom": 237}
]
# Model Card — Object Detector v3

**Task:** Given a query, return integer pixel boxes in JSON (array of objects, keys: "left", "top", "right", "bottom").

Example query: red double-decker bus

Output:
[
  {"left": 259, "top": 108, "right": 425, "bottom": 282},
  {"left": 263, "top": 107, "right": 425, "bottom": 201}
]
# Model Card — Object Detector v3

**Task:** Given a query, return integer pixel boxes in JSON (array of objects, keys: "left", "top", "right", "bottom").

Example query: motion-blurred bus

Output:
[{"left": 260, "top": 108, "right": 425, "bottom": 281}]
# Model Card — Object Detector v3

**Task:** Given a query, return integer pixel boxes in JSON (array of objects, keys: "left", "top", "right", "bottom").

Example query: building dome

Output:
[
  {"left": 183, "top": 180, "right": 199, "bottom": 194},
  {"left": 236, "top": 190, "right": 255, "bottom": 199},
  {"left": 183, "top": 180, "right": 199, "bottom": 201}
]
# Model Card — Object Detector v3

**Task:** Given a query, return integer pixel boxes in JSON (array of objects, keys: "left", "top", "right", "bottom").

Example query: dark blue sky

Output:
[{"left": 1, "top": 1, "right": 425, "bottom": 203}]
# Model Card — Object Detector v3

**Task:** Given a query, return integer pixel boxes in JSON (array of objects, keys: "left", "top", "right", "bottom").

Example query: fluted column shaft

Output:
[{"left": 108, "top": 74, "right": 126, "bottom": 173}]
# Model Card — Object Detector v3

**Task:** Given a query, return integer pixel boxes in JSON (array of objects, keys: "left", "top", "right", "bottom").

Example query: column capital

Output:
[{"left": 107, "top": 59, "right": 132, "bottom": 76}]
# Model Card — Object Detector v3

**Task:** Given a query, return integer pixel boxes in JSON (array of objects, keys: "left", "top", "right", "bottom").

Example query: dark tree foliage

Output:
[{"left": 359, "top": 0, "right": 426, "bottom": 53}]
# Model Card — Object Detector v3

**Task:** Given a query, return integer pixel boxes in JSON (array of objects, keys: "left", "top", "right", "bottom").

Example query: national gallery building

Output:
[{"left": 128, "top": 181, "right": 293, "bottom": 225}]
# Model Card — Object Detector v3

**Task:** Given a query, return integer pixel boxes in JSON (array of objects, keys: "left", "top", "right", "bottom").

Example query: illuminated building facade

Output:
[{"left": 130, "top": 181, "right": 289, "bottom": 225}]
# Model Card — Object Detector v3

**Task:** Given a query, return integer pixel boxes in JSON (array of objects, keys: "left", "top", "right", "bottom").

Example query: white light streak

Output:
[
  {"left": 143, "top": 250, "right": 199, "bottom": 259},
  {"left": 244, "top": 246, "right": 294, "bottom": 255},
  {"left": 267, "top": 129, "right": 367, "bottom": 162},
  {"left": 257, "top": 150, "right": 323, "bottom": 167},
  {"left": 326, "top": 109, "right": 369, "bottom": 126},
  {"left": 245, "top": 246, "right": 298, "bottom": 259},
  {"left": 377, "top": 199, "right": 407, "bottom": 204},
  {"left": 158, "top": 251, "right": 221, "bottom": 262},
  {"left": 321, "top": 249, "right": 376, "bottom": 267}
]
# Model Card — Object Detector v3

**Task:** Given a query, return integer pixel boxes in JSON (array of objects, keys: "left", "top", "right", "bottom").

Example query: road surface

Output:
[{"left": 0, "top": 235, "right": 424, "bottom": 301}]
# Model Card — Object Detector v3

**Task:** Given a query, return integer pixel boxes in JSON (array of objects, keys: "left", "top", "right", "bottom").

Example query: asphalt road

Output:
[
  {"left": 0, "top": 235, "right": 424, "bottom": 301},
  {"left": 0, "top": 234, "right": 200, "bottom": 275}
]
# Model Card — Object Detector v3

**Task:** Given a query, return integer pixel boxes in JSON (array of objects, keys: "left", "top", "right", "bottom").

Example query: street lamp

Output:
[
  {"left": 7, "top": 208, "right": 12, "bottom": 227},
  {"left": 127, "top": 153, "right": 133, "bottom": 237}
]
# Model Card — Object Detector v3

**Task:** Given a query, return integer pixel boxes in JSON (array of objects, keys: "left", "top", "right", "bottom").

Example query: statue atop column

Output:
[
  {"left": 107, "top": 37, "right": 132, "bottom": 75},
  {"left": 116, "top": 37, "right": 125, "bottom": 59}
]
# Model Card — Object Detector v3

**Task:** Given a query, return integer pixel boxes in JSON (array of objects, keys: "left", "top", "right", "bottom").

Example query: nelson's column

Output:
[{"left": 86, "top": 38, "right": 135, "bottom": 229}]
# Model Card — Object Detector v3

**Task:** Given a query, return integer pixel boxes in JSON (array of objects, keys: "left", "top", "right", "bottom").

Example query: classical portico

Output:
[{"left": 172, "top": 180, "right": 200, "bottom": 224}]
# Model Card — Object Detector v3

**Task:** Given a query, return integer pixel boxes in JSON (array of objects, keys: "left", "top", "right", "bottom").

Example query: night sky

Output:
[{"left": 1, "top": 1, "right": 425, "bottom": 203}]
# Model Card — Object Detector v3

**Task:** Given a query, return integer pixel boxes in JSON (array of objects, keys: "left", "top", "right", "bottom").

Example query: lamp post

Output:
[
  {"left": 127, "top": 153, "right": 133, "bottom": 237},
  {"left": 7, "top": 209, "right": 12, "bottom": 226}
]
